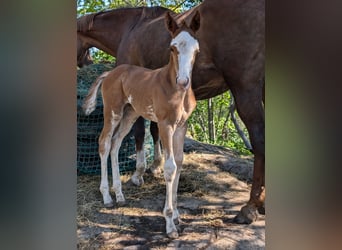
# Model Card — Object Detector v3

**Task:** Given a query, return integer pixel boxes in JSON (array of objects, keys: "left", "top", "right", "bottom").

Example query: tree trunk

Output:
[
  {"left": 229, "top": 94, "right": 252, "bottom": 151},
  {"left": 208, "top": 98, "right": 215, "bottom": 143}
]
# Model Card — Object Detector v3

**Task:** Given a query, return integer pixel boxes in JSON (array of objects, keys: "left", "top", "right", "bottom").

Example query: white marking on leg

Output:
[
  {"left": 127, "top": 95, "right": 133, "bottom": 104},
  {"left": 99, "top": 138, "right": 113, "bottom": 206},
  {"left": 171, "top": 168, "right": 181, "bottom": 223},
  {"left": 109, "top": 138, "right": 125, "bottom": 204},
  {"left": 171, "top": 125, "right": 186, "bottom": 223},
  {"left": 111, "top": 111, "right": 121, "bottom": 125},
  {"left": 164, "top": 156, "right": 176, "bottom": 182},
  {"left": 163, "top": 155, "right": 178, "bottom": 237}
]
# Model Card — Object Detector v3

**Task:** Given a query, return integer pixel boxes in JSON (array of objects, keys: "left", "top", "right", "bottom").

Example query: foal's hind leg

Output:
[
  {"left": 110, "top": 106, "right": 139, "bottom": 205},
  {"left": 98, "top": 109, "right": 121, "bottom": 207}
]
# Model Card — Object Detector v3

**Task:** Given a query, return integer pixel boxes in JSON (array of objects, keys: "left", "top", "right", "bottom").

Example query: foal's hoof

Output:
[
  {"left": 104, "top": 202, "right": 114, "bottom": 208},
  {"left": 116, "top": 200, "right": 126, "bottom": 206},
  {"left": 167, "top": 230, "right": 179, "bottom": 239},
  {"left": 173, "top": 217, "right": 183, "bottom": 225},
  {"left": 233, "top": 205, "right": 258, "bottom": 224}
]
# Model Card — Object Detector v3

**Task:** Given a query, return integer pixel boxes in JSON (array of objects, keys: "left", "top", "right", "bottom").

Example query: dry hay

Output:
[
  {"left": 77, "top": 148, "right": 251, "bottom": 216},
  {"left": 77, "top": 151, "right": 243, "bottom": 224},
  {"left": 77, "top": 139, "right": 262, "bottom": 249}
]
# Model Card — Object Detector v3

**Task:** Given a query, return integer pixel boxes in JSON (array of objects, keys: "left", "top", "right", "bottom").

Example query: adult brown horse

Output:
[
  {"left": 77, "top": 5, "right": 171, "bottom": 179},
  {"left": 77, "top": 0, "right": 265, "bottom": 224}
]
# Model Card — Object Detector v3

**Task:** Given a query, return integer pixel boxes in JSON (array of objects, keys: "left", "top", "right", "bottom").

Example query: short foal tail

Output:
[{"left": 82, "top": 71, "right": 110, "bottom": 115}]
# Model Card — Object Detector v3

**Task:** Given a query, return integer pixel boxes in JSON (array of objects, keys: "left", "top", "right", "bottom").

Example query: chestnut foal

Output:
[{"left": 82, "top": 11, "right": 200, "bottom": 238}]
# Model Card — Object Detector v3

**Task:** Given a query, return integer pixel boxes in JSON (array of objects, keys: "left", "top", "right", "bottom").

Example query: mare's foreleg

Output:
[
  {"left": 110, "top": 106, "right": 139, "bottom": 204},
  {"left": 159, "top": 122, "right": 178, "bottom": 238},
  {"left": 98, "top": 110, "right": 120, "bottom": 207},
  {"left": 132, "top": 117, "right": 147, "bottom": 186},
  {"left": 150, "top": 121, "right": 163, "bottom": 175}
]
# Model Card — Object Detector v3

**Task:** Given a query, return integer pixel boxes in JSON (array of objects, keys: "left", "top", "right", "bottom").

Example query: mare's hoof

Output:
[
  {"left": 104, "top": 202, "right": 114, "bottom": 208},
  {"left": 167, "top": 230, "right": 179, "bottom": 239},
  {"left": 131, "top": 175, "right": 144, "bottom": 186},
  {"left": 233, "top": 205, "right": 258, "bottom": 224}
]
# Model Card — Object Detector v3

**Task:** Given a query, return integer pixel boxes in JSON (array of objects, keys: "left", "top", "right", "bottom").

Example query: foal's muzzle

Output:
[{"left": 176, "top": 76, "right": 190, "bottom": 89}]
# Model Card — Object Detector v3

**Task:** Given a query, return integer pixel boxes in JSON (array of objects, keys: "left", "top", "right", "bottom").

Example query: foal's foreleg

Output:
[
  {"left": 171, "top": 122, "right": 187, "bottom": 224},
  {"left": 159, "top": 123, "right": 178, "bottom": 238},
  {"left": 110, "top": 106, "right": 139, "bottom": 204}
]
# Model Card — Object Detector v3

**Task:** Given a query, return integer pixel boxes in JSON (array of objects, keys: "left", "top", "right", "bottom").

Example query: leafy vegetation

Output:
[
  {"left": 77, "top": 0, "right": 202, "bottom": 16},
  {"left": 188, "top": 92, "right": 251, "bottom": 155}
]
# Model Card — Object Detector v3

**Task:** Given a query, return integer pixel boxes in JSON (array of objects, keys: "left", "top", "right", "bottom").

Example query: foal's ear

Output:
[
  {"left": 165, "top": 12, "right": 179, "bottom": 34},
  {"left": 190, "top": 11, "right": 201, "bottom": 33}
]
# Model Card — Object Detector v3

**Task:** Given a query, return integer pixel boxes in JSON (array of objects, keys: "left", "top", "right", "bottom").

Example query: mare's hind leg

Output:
[
  {"left": 132, "top": 117, "right": 147, "bottom": 185},
  {"left": 110, "top": 105, "right": 140, "bottom": 203},
  {"left": 98, "top": 108, "right": 121, "bottom": 207},
  {"left": 230, "top": 82, "right": 265, "bottom": 224},
  {"left": 150, "top": 121, "right": 163, "bottom": 175}
]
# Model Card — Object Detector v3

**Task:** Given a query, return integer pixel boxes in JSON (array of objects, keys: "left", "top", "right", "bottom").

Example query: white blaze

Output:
[{"left": 171, "top": 31, "right": 199, "bottom": 84}]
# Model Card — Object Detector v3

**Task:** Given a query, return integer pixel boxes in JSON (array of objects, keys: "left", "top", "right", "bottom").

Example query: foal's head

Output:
[{"left": 165, "top": 11, "right": 200, "bottom": 90}]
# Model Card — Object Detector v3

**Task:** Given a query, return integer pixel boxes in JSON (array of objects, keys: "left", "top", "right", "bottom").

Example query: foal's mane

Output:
[{"left": 77, "top": 6, "right": 170, "bottom": 32}]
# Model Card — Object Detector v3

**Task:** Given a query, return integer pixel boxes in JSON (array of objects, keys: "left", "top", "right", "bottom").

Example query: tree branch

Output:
[{"left": 229, "top": 93, "right": 252, "bottom": 151}]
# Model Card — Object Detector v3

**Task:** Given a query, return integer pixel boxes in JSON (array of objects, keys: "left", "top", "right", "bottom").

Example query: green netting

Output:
[{"left": 77, "top": 64, "right": 154, "bottom": 175}]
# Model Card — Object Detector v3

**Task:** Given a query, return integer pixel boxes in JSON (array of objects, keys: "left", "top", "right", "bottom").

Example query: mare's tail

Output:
[{"left": 82, "top": 71, "right": 110, "bottom": 115}]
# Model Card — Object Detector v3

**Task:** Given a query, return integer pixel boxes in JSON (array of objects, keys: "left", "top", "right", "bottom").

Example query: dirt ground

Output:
[{"left": 77, "top": 138, "right": 265, "bottom": 249}]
